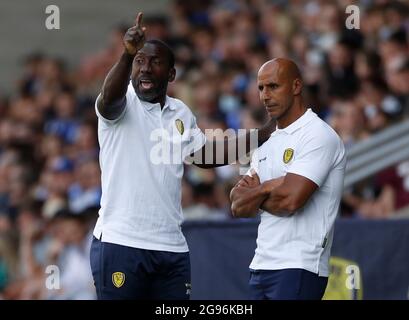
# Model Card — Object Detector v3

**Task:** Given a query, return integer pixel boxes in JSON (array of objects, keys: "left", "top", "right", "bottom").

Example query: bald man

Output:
[{"left": 230, "top": 58, "right": 346, "bottom": 300}]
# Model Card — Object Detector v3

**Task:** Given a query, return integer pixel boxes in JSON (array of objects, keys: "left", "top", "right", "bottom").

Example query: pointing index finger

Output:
[{"left": 135, "top": 12, "right": 143, "bottom": 27}]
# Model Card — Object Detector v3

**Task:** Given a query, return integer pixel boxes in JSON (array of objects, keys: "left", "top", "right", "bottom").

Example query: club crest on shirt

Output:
[
  {"left": 175, "top": 119, "right": 184, "bottom": 135},
  {"left": 283, "top": 148, "right": 294, "bottom": 164},
  {"left": 112, "top": 272, "right": 125, "bottom": 288}
]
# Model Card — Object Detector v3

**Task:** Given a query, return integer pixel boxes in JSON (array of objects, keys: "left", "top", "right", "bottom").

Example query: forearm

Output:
[
  {"left": 193, "top": 129, "right": 262, "bottom": 168},
  {"left": 260, "top": 183, "right": 298, "bottom": 216},
  {"left": 99, "top": 51, "right": 134, "bottom": 118},
  {"left": 230, "top": 184, "right": 269, "bottom": 218}
]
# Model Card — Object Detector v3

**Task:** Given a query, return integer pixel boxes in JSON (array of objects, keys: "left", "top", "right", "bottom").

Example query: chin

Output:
[{"left": 136, "top": 90, "right": 158, "bottom": 103}]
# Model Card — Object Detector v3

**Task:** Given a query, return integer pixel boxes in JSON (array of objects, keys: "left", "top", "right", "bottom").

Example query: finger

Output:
[
  {"left": 250, "top": 169, "right": 260, "bottom": 183},
  {"left": 237, "top": 178, "right": 249, "bottom": 186},
  {"left": 135, "top": 12, "right": 143, "bottom": 27},
  {"left": 253, "top": 172, "right": 260, "bottom": 184},
  {"left": 243, "top": 176, "right": 254, "bottom": 185},
  {"left": 127, "top": 29, "right": 144, "bottom": 37}
]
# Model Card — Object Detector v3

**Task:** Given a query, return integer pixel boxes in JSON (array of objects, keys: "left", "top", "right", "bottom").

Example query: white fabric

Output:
[
  {"left": 249, "top": 109, "right": 346, "bottom": 276},
  {"left": 93, "top": 82, "right": 206, "bottom": 252}
]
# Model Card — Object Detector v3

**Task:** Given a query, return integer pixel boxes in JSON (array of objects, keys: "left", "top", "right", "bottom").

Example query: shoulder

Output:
[
  {"left": 125, "top": 82, "right": 138, "bottom": 103},
  {"left": 302, "top": 114, "right": 343, "bottom": 148},
  {"left": 168, "top": 96, "right": 190, "bottom": 111},
  {"left": 167, "top": 96, "right": 197, "bottom": 120}
]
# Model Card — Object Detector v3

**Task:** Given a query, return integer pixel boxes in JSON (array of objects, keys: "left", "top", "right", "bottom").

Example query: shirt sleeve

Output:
[
  {"left": 94, "top": 91, "right": 128, "bottom": 125},
  {"left": 287, "top": 132, "right": 341, "bottom": 187},
  {"left": 183, "top": 113, "right": 207, "bottom": 159}
]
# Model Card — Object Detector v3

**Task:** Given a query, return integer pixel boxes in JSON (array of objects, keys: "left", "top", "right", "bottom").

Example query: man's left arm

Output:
[
  {"left": 260, "top": 173, "right": 318, "bottom": 216},
  {"left": 261, "top": 132, "right": 343, "bottom": 216}
]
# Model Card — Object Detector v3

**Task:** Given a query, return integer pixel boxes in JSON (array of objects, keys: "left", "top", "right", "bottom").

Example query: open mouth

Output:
[{"left": 140, "top": 79, "right": 154, "bottom": 90}]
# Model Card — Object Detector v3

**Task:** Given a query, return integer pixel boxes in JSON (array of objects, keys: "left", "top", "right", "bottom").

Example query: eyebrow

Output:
[
  {"left": 135, "top": 53, "right": 161, "bottom": 59},
  {"left": 258, "top": 82, "right": 279, "bottom": 87}
]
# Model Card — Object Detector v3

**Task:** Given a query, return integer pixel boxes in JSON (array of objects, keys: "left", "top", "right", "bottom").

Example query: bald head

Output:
[
  {"left": 258, "top": 58, "right": 302, "bottom": 83},
  {"left": 257, "top": 58, "right": 304, "bottom": 126}
]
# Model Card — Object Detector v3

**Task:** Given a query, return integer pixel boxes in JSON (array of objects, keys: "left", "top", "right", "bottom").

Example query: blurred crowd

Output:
[{"left": 0, "top": 0, "right": 408, "bottom": 299}]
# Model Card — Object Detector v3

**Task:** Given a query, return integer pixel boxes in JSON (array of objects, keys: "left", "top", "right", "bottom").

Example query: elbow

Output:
[
  {"left": 230, "top": 202, "right": 240, "bottom": 218},
  {"left": 231, "top": 202, "right": 255, "bottom": 218},
  {"left": 230, "top": 202, "right": 245, "bottom": 218}
]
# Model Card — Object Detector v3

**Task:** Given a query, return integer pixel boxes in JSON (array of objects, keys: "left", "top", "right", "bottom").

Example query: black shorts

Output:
[{"left": 90, "top": 236, "right": 191, "bottom": 300}]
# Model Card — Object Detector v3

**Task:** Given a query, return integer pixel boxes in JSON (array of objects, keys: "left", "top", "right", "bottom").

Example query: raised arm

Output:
[
  {"left": 191, "top": 118, "right": 276, "bottom": 168},
  {"left": 97, "top": 12, "right": 146, "bottom": 120}
]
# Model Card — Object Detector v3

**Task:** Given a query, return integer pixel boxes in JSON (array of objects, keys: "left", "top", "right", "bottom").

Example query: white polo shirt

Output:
[
  {"left": 249, "top": 109, "right": 346, "bottom": 276},
  {"left": 93, "top": 82, "right": 206, "bottom": 252}
]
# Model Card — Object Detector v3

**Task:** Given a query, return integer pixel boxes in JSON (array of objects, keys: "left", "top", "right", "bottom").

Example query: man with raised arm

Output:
[{"left": 90, "top": 12, "right": 274, "bottom": 300}]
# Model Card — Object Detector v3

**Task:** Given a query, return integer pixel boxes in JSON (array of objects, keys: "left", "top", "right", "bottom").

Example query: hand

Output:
[
  {"left": 123, "top": 12, "right": 146, "bottom": 56},
  {"left": 236, "top": 169, "right": 261, "bottom": 188}
]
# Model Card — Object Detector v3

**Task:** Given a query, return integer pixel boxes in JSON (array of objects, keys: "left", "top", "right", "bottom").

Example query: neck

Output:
[
  {"left": 277, "top": 99, "right": 306, "bottom": 129},
  {"left": 151, "top": 91, "right": 167, "bottom": 109},
  {"left": 139, "top": 95, "right": 167, "bottom": 109}
]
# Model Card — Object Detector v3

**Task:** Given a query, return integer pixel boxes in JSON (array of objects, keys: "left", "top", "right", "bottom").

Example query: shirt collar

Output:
[
  {"left": 130, "top": 82, "right": 176, "bottom": 112},
  {"left": 141, "top": 96, "right": 176, "bottom": 112},
  {"left": 272, "top": 108, "right": 315, "bottom": 136}
]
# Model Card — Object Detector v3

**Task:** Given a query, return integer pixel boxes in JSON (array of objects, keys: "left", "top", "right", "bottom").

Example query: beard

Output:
[{"left": 132, "top": 78, "right": 168, "bottom": 103}]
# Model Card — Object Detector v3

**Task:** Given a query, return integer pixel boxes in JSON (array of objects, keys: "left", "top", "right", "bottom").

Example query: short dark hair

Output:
[{"left": 146, "top": 39, "right": 175, "bottom": 68}]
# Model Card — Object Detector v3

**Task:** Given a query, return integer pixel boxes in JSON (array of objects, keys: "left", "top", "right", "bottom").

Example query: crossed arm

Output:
[{"left": 230, "top": 171, "right": 318, "bottom": 218}]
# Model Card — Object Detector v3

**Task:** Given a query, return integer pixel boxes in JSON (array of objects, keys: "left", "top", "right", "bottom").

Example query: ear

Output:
[
  {"left": 293, "top": 78, "right": 302, "bottom": 95},
  {"left": 168, "top": 67, "right": 176, "bottom": 82}
]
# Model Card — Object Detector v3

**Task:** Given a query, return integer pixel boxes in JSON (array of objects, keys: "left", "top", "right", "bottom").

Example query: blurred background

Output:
[{"left": 0, "top": 0, "right": 408, "bottom": 299}]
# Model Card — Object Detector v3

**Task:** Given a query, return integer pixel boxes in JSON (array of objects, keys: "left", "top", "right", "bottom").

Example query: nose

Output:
[
  {"left": 261, "top": 88, "right": 271, "bottom": 104},
  {"left": 140, "top": 61, "right": 152, "bottom": 74}
]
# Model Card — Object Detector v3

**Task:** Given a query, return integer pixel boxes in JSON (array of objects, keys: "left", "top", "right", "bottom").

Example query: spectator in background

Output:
[
  {"left": 183, "top": 182, "right": 228, "bottom": 220},
  {"left": 324, "top": 40, "right": 359, "bottom": 99},
  {"left": 328, "top": 98, "right": 369, "bottom": 149},
  {"left": 78, "top": 24, "right": 128, "bottom": 90},
  {"left": 44, "top": 210, "right": 95, "bottom": 300},
  {"left": 44, "top": 90, "right": 80, "bottom": 144},
  {"left": 68, "top": 159, "right": 101, "bottom": 214},
  {"left": 343, "top": 160, "right": 409, "bottom": 219}
]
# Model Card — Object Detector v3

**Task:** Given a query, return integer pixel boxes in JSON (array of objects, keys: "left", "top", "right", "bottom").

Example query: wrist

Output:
[
  {"left": 256, "top": 183, "right": 269, "bottom": 197},
  {"left": 122, "top": 50, "right": 136, "bottom": 60},
  {"left": 259, "top": 181, "right": 271, "bottom": 196}
]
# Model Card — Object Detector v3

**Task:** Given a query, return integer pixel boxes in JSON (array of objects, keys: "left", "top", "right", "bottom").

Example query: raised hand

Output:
[{"left": 123, "top": 12, "right": 146, "bottom": 56}]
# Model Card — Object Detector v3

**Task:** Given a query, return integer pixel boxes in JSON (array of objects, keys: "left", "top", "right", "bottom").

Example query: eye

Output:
[
  {"left": 135, "top": 58, "right": 144, "bottom": 64},
  {"left": 258, "top": 85, "right": 263, "bottom": 91}
]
